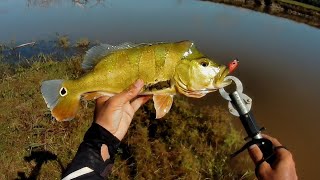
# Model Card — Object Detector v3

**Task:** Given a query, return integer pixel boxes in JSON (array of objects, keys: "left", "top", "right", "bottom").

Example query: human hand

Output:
[
  {"left": 248, "top": 134, "right": 298, "bottom": 180},
  {"left": 94, "top": 79, "right": 150, "bottom": 141}
]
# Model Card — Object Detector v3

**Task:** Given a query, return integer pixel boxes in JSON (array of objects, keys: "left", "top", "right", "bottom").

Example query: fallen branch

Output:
[{"left": 15, "top": 41, "right": 36, "bottom": 49}]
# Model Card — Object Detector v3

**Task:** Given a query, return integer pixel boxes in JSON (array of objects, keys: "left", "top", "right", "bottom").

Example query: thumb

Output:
[{"left": 114, "top": 79, "right": 144, "bottom": 105}]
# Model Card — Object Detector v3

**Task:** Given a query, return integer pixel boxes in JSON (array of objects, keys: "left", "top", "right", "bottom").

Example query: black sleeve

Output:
[{"left": 62, "top": 123, "right": 121, "bottom": 180}]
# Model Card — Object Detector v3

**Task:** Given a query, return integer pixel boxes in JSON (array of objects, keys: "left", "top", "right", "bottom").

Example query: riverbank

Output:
[
  {"left": 205, "top": 0, "right": 320, "bottom": 28},
  {"left": 0, "top": 55, "right": 253, "bottom": 179}
]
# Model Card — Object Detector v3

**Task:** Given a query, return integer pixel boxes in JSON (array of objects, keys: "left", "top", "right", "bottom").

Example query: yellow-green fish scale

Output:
[{"left": 67, "top": 41, "right": 193, "bottom": 95}]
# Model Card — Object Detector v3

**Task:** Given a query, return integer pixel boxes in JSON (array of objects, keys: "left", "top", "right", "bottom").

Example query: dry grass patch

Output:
[{"left": 0, "top": 56, "right": 253, "bottom": 179}]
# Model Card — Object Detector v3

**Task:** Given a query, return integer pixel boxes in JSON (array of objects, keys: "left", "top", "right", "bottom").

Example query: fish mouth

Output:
[
  {"left": 200, "top": 66, "right": 231, "bottom": 93},
  {"left": 214, "top": 66, "right": 231, "bottom": 88},
  {"left": 175, "top": 65, "right": 231, "bottom": 96}
]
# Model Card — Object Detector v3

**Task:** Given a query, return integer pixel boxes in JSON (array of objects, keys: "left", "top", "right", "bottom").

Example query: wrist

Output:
[
  {"left": 84, "top": 123, "right": 121, "bottom": 161},
  {"left": 94, "top": 120, "right": 114, "bottom": 134}
]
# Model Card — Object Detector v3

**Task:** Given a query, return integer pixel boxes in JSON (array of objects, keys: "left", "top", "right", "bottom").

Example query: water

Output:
[{"left": 1, "top": 0, "right": 320, "bottom": 178}]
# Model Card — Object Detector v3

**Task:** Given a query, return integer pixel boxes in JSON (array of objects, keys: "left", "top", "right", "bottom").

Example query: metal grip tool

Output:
[{"left": 219, "top": 76, "right": 276, "bottom": 165}]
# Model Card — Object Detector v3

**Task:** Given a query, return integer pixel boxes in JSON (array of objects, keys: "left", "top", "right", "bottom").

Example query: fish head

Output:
[{"left": 174, "top": 58, "right": 238, "bottom": 98}]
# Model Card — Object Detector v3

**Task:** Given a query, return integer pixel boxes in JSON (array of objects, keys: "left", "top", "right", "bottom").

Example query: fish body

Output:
[{"left": 41, "top": 41, "right": 235, "bottom": 121}]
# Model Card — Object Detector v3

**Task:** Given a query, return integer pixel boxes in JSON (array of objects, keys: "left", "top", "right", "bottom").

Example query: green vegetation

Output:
[
  {"left": 293, "top": 0, "right": 320, "bottom": 7},
  {"left": 278, "top": 0, "right": 320, "bottom": 11},
  {"left": 207, "top": 0, "right": 320, "bottom": 28},
  {"left": 0, "top": 55, "right": 253, "bottom": 179},
  {"left": 76, "top": 38, "right": 90, "bottom": 48},
  {"left": 57, "top": 36, "right": 70, "bottom": 49}
]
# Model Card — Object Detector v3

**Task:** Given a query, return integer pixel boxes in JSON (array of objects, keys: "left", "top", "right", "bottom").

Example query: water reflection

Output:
[
  {"left": 27, "top": 0, "right": 63, "bottom": 7},
  {"left": 72, "top": 0, "right": 105, "bottom": 8},
  {"left": 26, "top": 0, "right": 105, "bottom": 8}
]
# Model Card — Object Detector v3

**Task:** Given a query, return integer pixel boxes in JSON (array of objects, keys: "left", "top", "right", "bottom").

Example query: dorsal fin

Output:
[{"left": 82, "top": 42, "right": 137, "bottom": 71}]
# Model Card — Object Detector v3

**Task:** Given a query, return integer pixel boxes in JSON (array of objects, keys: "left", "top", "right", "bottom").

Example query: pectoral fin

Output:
[{"left": 153, "top": 95, "right": 174, "bottom": 119}]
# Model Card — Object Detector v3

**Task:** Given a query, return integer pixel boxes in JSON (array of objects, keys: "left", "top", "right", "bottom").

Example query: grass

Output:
[
  {"left": 0, "top": 55, "right": 253, "bottom": 179},
  {"left": 57, "top": 36, "right": 70, "bottom": 49},
  {"left": 76, "top": 38, "right": 90, "bottom": 48},
  {"left": 277, "top": 0, "right": 320, "bottom": 12},
  {"left": 205, "top": 0, "right": 320, "bottom": 28}
]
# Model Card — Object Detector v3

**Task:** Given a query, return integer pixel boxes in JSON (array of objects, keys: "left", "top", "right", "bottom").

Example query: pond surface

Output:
[{"left": 1, "top": 0, "right": 320, "bottom": 179}]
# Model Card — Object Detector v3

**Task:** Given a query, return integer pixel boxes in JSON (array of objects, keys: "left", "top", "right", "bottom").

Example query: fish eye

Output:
[
  {"left": 60, "top": 87, "right": 67, "bottom": 96},
  {"left": 200, "top": 61, "right": 209, "bottom": 67}
]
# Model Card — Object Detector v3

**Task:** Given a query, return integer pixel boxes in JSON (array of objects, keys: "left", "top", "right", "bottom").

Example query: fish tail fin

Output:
[{"left": 41, "top": 80, "right": 80, "bottom": 121}]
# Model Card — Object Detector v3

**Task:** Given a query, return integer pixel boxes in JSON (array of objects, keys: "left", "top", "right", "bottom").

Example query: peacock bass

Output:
[{"left": 41, "top": 41, "right": 238, "bottom": 121}]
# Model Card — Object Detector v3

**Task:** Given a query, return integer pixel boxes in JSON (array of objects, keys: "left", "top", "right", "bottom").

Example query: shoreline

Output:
[{"left": 204, "top": 0, "right": 320, "bottom": 28}]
